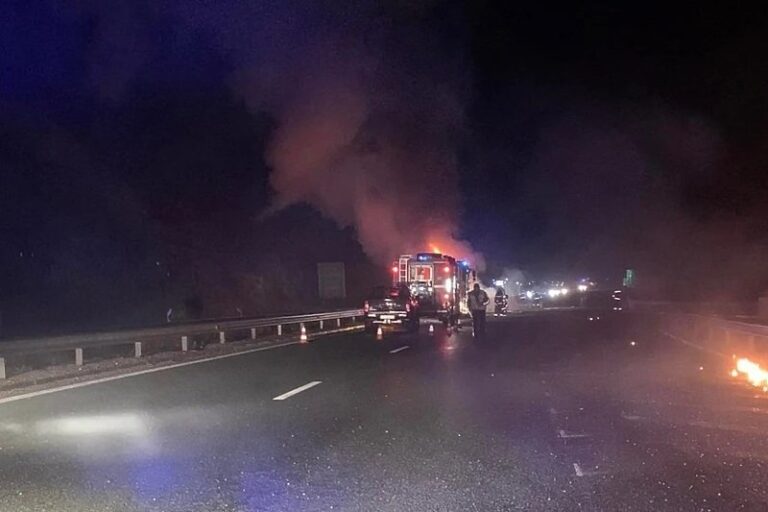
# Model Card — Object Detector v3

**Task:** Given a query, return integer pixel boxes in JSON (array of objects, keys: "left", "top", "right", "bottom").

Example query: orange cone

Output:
[
  {"left": 376, "top": 326, "right": 383, "bottom": 340},
  {"left": 300, "top": 324, "right": 308, "bottom": 343}
]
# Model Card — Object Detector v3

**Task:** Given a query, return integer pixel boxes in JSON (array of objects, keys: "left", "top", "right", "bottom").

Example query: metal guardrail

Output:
[
  {"left": 662, "top": 312, "right": 768, "bottom": 357},
  {"left": 0, "top": 309, "right": 364, "bottom": 379}
]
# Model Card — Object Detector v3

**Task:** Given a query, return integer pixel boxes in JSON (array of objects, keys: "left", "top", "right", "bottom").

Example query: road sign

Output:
[{"left": 317, "top": 262, "right": 346, "bottom": 299}]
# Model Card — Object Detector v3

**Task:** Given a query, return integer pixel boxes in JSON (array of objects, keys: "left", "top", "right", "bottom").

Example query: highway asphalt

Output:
[{"left": 1, "top": 310, "right": 767, "bottom": 511}]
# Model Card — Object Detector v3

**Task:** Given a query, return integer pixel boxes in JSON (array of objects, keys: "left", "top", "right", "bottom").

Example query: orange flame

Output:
[{"left": 731, "top": 357, "right": 768, "bottom": 390}]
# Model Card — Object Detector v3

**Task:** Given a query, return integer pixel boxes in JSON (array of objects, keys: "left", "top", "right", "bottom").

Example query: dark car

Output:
[{"left": 364, "top": 285, "right": 419, "bottom": 333}]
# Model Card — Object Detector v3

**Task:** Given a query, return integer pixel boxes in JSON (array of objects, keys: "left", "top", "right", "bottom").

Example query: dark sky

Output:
[{"left": 2, "top": 0, "right": 768, "bottom": 313}]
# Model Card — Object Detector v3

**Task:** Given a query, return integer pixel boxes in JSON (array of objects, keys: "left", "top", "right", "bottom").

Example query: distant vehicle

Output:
[
  {"left": 518, "top": 290, "right": 543, "bottom": 308},
  {"left": 391, "top": 253, "right": 474, "bottom": 326},
  {"left": 579, "top": 289, "right": 626, "bottom": 311},
  {"left": 363, "top": 285, "right": 419, "bottom": 333}
]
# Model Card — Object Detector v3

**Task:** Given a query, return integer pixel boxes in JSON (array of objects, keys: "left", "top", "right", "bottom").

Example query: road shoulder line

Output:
[{"left": 0, "top": 341, "right": 301, "bottom": 406}]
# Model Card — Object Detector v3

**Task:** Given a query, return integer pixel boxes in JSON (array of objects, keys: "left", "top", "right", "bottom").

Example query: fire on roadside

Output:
[{"left": 731, "top": 357, "right": 768, "bottom": 392}]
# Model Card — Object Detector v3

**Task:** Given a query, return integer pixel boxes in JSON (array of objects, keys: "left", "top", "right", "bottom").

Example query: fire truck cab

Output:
[{"left": 393, "top": 253, "right": 474, "bottom": 326}]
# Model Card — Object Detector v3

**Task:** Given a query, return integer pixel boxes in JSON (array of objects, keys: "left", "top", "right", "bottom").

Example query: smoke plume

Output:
[
  {"left": 78, "top": 1, "right": 482, "bottom": 266},
  {"left": 232, "top": 3, "right": 482, "bottom": 267}
]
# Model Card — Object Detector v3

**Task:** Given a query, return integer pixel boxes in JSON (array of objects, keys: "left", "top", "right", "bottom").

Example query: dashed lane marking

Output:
[
  {"left": 389, "top": 346, "right": 410, "bottom": 354},
  {"left": 573, "top": 463, "right": 608, "bottom": 477},
  {"left": 272, "top": 381, "right": 322, "bottom": 401},
  {"left": 557, "top": 429, "right": 590, "bottom": 439}
]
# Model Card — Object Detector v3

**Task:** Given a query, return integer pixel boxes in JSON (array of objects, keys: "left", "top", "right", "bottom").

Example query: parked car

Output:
[{"left": 363, "top": 285, "right": 419, "bottom": 333}]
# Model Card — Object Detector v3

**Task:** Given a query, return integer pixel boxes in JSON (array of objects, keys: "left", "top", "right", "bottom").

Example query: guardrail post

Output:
[
  {"left": 75, "top": 348, "right": 83, "bottom": 366},
  {"left": 181, "top": 335, "right": 189, "bottom": 352},
  {"left": 219, "top": 331, "right": 226, "bottom": 344},
  {"left": 319, "top": 320, "right": 324, "bottom": 330},
  {"left": 277, "top": 324, "right": 282, "bottom": 336},
  {"left": 0, "top": 357, "right": 5, "bottom": 379},
  {"left": 337, "top": 318, "right": 341, "bottom": 328},
  {"left": 250, "top": 328, "right": 257, "bottom": 340},
  {"left": 134, "top": 342, "right": 142, "bottom": 358}
]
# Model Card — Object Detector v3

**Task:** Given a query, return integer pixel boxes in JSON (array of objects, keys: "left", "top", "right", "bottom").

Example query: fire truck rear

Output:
[{"left": 392, "top": 253, "right": 475, "bottom": 326}]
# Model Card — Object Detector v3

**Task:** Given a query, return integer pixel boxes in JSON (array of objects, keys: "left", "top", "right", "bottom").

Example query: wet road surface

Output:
[{"left": 1, "top": 311, "right": 767, "bottom": 511}]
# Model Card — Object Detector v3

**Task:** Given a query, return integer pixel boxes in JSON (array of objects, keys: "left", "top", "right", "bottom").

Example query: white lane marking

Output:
[
  {"left": 557, "top": 429, "right": 590, "bottom": 439},
  {"left": 573, "top": 462, "right": 607, "bottom": 477},
  {"left": 621, "top": 412, "right": 642, "bottom": 421},
  {"left": 389, "top": 345, "right": 410, "bottom": 354},
  {"left": 272, "top": 381, "right": 322, "bottom": 401},
  {"left": 0, "top": 341, "right": 301, "bottom": 406},
  {"left": 688, "top": 420, "right": 762, "bottom": 434}
]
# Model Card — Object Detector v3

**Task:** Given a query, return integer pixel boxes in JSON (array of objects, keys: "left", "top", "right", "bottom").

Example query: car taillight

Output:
[{"left": 364, "top": 301, "right": 369, "bottom": 313}]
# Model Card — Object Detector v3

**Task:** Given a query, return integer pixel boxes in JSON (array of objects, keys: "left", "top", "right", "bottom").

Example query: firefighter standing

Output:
[{"left": 467, "top": 283, "right": 490, "bottom": 339}]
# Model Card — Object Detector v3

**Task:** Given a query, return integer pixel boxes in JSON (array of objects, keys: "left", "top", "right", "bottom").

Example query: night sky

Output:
[{"left": 2, "top": 2, "right": 768, "bottom": 334}]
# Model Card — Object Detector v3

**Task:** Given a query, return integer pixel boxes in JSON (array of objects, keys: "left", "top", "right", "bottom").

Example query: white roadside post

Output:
[
  {"left": 250, "top": 328, "right": 257, "bottom": 340},
  {"left": 75, "top": 348, "right": 84, "bottom": 366},
  {"left": 277, "top": 324, "right": 282, "bottom": 336},
  {"left": 0, "top": 357, "right": 5, "bottom": 379},
  {"left": 219, "top": 331, "right": 226, "bottom": 344},
  {"left": 134, "top": 342, "right": 142, "bottom": 358},
  {"left": 181, "top": 335, "right": 189, "bottom": 352},
  {"left": 319, "top": 320, "right": 324, "bottom": 330}
]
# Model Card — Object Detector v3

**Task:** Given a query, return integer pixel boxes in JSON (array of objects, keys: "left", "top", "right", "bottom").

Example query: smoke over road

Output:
[
  {"left": 79, "top": 1, "right": 483, "bottom": 266},
  {"left": 231, "top": 2, "right": 482, "bottom": 267}
]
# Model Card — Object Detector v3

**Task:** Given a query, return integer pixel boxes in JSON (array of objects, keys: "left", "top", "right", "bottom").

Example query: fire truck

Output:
[{"left": 392, "top": 253, "right": 475, "bottom": 325}]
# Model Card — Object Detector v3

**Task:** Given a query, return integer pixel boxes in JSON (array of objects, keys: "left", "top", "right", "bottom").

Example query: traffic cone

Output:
[
  {"left": 300, "top": 324, "right": 308, "bottom": 343},
  {"left": 376, "top": 326, "right": 383, "bottom": 340},
  {"left": 429, "top": 324, "right": 434, "bottom": 336}
]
